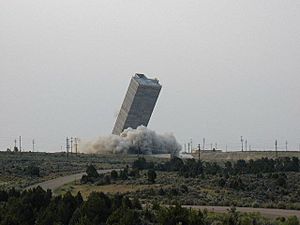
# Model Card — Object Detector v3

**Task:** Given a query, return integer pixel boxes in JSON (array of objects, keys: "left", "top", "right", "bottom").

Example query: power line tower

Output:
[
  {"left": 241, "top": 136, "right": 244, "bottom": 152},
  {"left": 275, "top": 140, "right": 278, "bottom": 157}
]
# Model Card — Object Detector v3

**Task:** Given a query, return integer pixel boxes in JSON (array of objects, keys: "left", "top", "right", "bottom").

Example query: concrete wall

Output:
[{"left": 112, "top": 75, "right": 161, "bottom": 135}]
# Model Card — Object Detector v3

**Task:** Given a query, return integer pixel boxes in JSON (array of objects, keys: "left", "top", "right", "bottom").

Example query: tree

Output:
[
  {"left": 277, "top": 175, "right": 287, "bottom": 188},
  {"left": 86, "top": 165, "right": 99, "bottom": 178},
  {"left": 106, "top": 208, "right": 141, "bottom": 225},
  {"left": 81, "top": 192, "right": 112, "bottom": 224},
  {"left": 147, "top": 169, "right": 157, "bottom": 183},
  {"left": 75, "top": 192, "right": 83, "bottom": 206},
  {"left": 25, "top": 165, "right": 40, "bottom": 177},
  {"left": 158, "top": 204, "right": 189, "bottom": 225},
  {"left": 286, "top": 216, "right": 299, "bottom": 225},
  {"left": 110, "top": 170, "right": 118, "bottom": 180},
  {"left": 132, "top": 157, "right": 147, "bottom": 170}
]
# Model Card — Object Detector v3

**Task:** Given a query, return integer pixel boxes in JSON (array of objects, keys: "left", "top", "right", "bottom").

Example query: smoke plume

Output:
[{"left": 81, "top": 126, "right": 181, "bottom": 156}]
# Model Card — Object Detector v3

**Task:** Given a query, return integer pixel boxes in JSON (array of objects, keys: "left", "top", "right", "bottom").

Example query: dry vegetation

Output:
[
  {"left": 55, "top": 170, "right": 300, "bottom": 210},
  {"left": 194, "top": 151, "right": 300, "bottom": 162},
  {"left": 0, "top": 151, "right": 166, "bottom": 190}
]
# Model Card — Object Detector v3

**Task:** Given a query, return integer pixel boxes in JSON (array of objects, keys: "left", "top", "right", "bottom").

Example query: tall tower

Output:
[{"left": 112, "top": 73, "right": 162, "bottom": 135}]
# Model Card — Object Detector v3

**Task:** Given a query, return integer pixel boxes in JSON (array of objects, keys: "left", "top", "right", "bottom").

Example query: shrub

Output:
[
  {"left": 147, "top": 170, "right": 157, "bottom": 183},
  {"left": 110, "top": 170, "right": 118, "bottom": 180}
]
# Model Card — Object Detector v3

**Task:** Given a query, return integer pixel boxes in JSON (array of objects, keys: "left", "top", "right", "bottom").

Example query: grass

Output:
[{"left": 55, "top": 182, "right": 163, "bottom": 199}]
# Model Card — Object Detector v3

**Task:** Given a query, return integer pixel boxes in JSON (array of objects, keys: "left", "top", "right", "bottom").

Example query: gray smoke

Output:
[{"left": 81, "top": 126, "right": 181, "bottom": 156}]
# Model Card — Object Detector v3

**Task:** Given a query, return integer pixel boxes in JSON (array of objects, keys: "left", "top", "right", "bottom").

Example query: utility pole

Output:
[
  {"left": 74, "top": 138, "right": 78, "bottom": 155},
  {"left": 19, "top": 136, "right": 22, "bottom": 152},
  {"left": 241, "top": 136, "right": 244, "bottom": 152},
  {"left": 203, "top": 138, "right": 206, "bottom": 151},
  {"left": 198, "top": 144, "right": 201, "bottom": 161},
  {"left": 32, "top": 139, "right": 35, "bottom": 152},
  {"left": 190, "top": 138, "right": 193, "bottom": 153},
  {"left": 66, "top": 137, "right": 70, "bottom": 157},
  {"left": 285, "top": 140, "right": 288, "bottom": 152},
  {"left": 188, "top": 143, "right": 190, "bottom": 154},
  {"left": 275, "top": 140, "right": 278, "bottom": 157},
  {"left": 14, "top": 139, "right": 17, "bottom": 148},
  {"left": 245, "top": 140, "right": 248, "bottom": 151},
  {"left": 70, "top": 137, "right": 73, "bottom": 154}
]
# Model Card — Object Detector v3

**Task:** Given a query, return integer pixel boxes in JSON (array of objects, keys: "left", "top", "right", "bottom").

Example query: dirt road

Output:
[{"left": 25, "top": 169, "right": 113, "bottom": 192}]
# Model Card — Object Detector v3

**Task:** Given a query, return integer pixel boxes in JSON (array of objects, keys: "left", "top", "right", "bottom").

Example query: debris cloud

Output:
[{"left": 81, "top": 126, "right": 181, "bottom": 156}]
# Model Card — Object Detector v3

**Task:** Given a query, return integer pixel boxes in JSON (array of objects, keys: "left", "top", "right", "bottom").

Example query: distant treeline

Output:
[
  {"left": 133, "top": 157, "right": 300, "bottom": 178},
  {"left": 0, "top": 187, "right": 299, "bottom": 225}
]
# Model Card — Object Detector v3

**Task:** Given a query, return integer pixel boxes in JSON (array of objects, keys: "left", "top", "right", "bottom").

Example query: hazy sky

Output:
[{"left": 1, "top": 0, "right": 299, "bottom": 152}]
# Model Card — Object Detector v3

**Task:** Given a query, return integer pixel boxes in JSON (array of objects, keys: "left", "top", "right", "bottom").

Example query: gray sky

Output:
[{"left": 1, "top": 0, "right": 299, "bottom": 152}]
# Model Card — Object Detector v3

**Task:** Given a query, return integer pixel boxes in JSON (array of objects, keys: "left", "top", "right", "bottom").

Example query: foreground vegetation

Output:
[
  {"left": 0, "top": 187, "right": 299, "bottom": 225},
  {"left": 57, "top": 157, "right": 300, "bottom": 210}
]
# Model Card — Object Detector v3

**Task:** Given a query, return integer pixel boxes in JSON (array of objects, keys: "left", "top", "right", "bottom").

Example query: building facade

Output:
[{"left": 112, "top": 74, "right": 162, "bottom": 135}]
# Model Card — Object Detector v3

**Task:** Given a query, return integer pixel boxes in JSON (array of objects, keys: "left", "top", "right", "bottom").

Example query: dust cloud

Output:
[{"left": 81, "top": 126, "right": 181, "bottom": 156}]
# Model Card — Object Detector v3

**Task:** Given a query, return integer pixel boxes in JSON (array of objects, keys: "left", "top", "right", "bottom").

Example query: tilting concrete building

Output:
[{"left": 112, "top": 74, "right": 162, "bottom": 135}]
